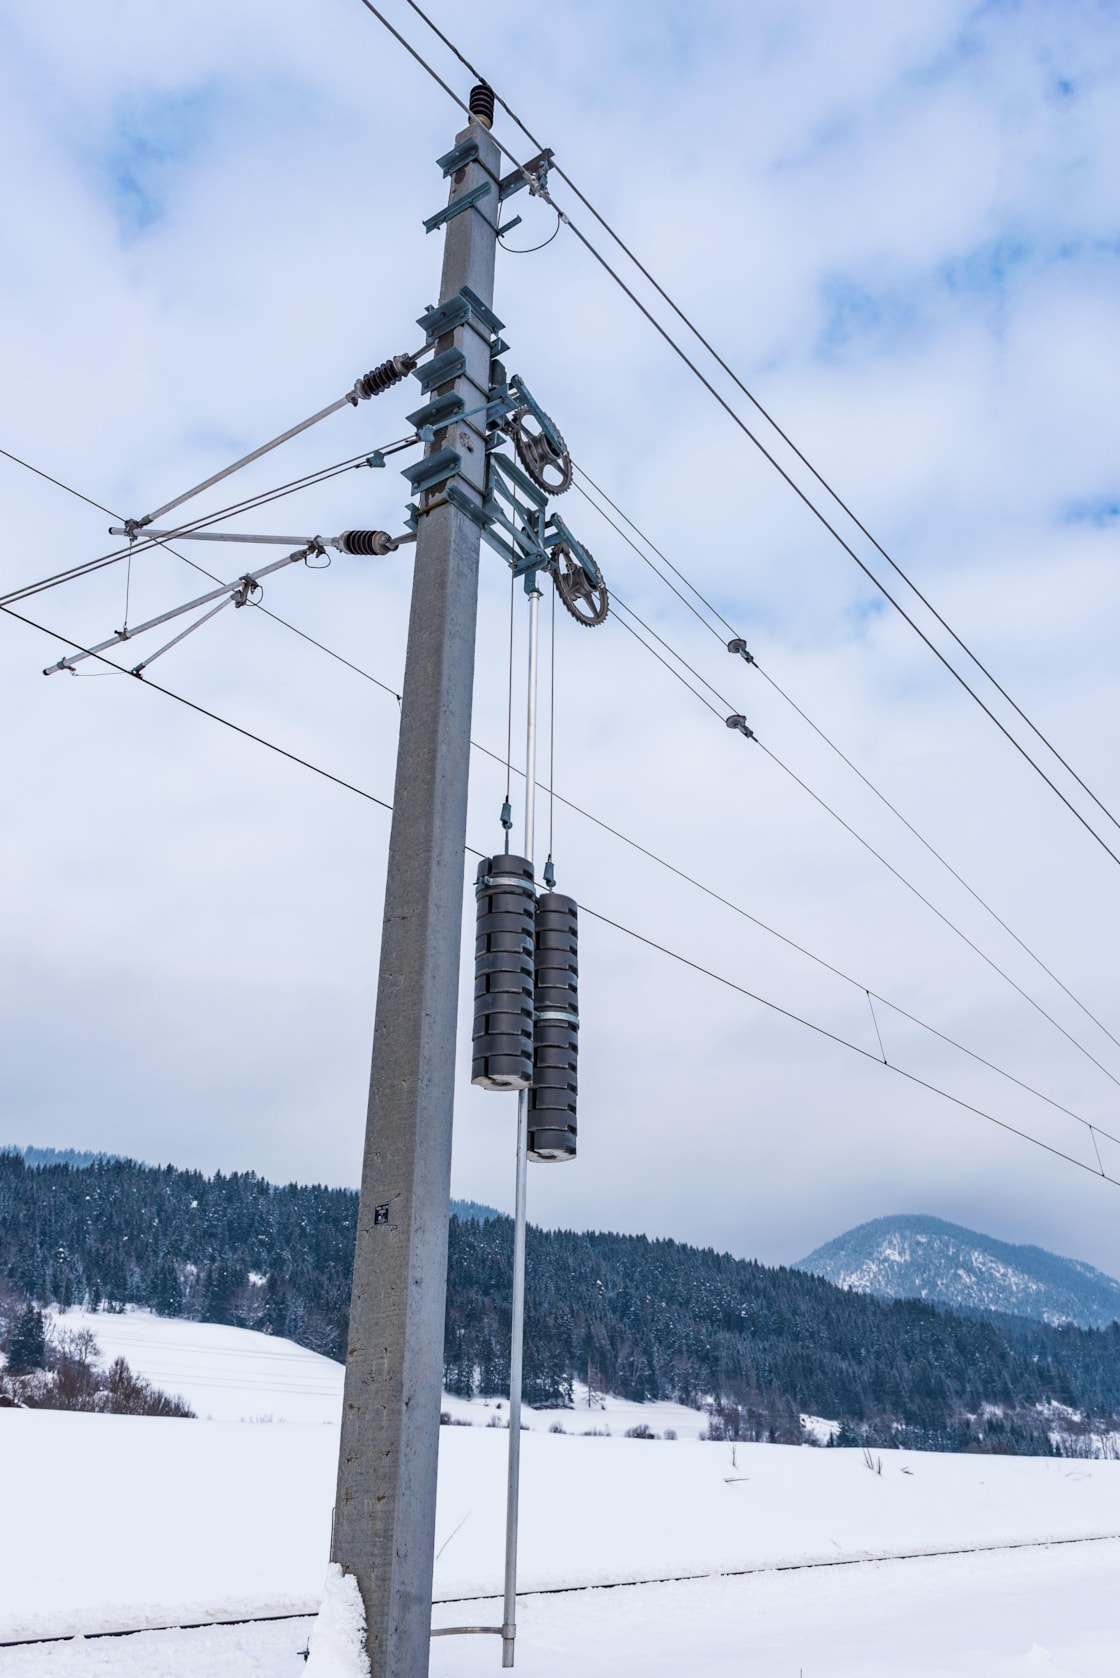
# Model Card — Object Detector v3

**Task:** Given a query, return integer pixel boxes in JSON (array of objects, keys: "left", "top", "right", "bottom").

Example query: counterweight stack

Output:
[
  {"left": 472, "top": 854, "right": 536, "bottom": 1091},
  {"left": 528, "top": 891, "right": 579, "bottom": 1161}
]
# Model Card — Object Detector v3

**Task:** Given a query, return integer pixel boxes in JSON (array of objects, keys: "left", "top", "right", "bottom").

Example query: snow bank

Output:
[{"left": 304, "top": 1564, "right": 370, "bottom": 1678}]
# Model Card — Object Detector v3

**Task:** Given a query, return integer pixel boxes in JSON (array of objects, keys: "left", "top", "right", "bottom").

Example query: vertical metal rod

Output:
[{"left": 502, "top": 581, "right": 541, "bottom": 1668}]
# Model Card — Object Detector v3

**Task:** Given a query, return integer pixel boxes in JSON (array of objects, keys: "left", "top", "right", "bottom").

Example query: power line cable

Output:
[
  {"left": 0, "top": 445, "right": 405, "bottom": 709},
  {"left": 575, "top": 902, "right": 1116, "bottom": 1188},
  {"left": 571, "top": 463, "right": 1120, "bottom": 1058},
  {"left": 361, "top": 0, "right": 1120, "bottom": 867},
  {"left": 466, "top": 741, "right": 1120, "bottom": 1149},
  {"left": 5, "top": 599, "right": 1113, "bottom": 1189},
  {"left": 0, "top": 603, "right": 393, "bottom": 814},
  {"left": 243, "top": 589, "right": 1120, "bottom": 1144},
  {"left": 0, "top": 437, "right": 416, "bottom": 609},
  {"left": 10, "top": 447, "right": 1119, "bottom": 1145},
  {"left": 608, "top": 592, "right": 1120, "bottom": 1095}
]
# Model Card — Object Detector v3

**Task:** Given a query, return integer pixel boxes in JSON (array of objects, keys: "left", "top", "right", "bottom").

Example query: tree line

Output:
[{"left": 3, "top": 1150, "right": 1118, "bottom": 1452}]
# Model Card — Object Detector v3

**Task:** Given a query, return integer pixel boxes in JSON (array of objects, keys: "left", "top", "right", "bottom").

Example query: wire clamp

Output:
[
  {"left": 725, "top": 714, "right": 755, "bottom": 739},
  {"left": 231, "top": 574, "right": 263, "bottom": 607},
  {"left": 727, "top": 638, "right": 755, "bottom": 665},
  {"left": 498, "top": 149, "right": 555, "bottom": 201}
]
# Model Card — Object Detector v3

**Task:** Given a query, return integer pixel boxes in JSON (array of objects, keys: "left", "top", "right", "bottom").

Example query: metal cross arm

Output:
[
  {"left": 123, "top": 345, "right": 437, "bottom": 537},
  {"left": 43, "top": 542, "right": 320, "bottom": 676},
  {"left": 107, "top": 527, "right": 417, "bottom": 556}
]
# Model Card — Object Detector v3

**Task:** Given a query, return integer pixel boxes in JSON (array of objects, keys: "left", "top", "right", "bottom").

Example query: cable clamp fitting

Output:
[
  {"left": 232, "top": 574, "right": 264, "bottom": 607},
  {"left": 725, "top": 714, "right": 755, "bottom": 739},
  {"left": 727, "top": 638, "right": 755, "bottom": 665}
]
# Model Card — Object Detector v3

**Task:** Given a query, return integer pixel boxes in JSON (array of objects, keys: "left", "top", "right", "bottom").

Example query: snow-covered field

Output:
[{"left": 3, "top": 1311, "right": 1119, "bottom": 1673}]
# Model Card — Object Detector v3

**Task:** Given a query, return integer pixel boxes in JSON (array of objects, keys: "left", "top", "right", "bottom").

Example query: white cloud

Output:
[{"left": 2, "top": 0, "right": 1119, "bottom": 1277}]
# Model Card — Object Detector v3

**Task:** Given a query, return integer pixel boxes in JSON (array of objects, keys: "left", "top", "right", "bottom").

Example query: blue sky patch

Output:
[
  {"left": 99, "top": 83, "right": 227, "bottom": 233},
  {"left": 1062, "top": 495, "right": 1120, "bottom": 527}
]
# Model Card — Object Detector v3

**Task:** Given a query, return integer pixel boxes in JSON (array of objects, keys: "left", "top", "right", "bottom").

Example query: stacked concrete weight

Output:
[
  {"left": 471, "top": 854, "right": 536, "bottom": 1090},
  {"left": 528, "top": 892, "right": 578, "bottom": 1160}
]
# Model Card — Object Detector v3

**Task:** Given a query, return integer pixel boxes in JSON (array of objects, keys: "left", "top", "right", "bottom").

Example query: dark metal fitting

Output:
[
  {"left": 339, "top": 529, "right": 396, "bottom": 557},
  {"left": 727, "top": 637, "right": 755, "bottom": 664},
  {"left": 122, "top": 515, "right": 150, "bottom": 538},
  {"left": 469, "top": 83, "right": 495, "bottom": 129},
  {"left": 351, "top": 353, "right": 417, "bottom": 402},
  {"left": 232, "top": 575, "right": 260, "bottom": 607},
  {"left": 725, "top": 713, "right": 755, "bottom": 739}
]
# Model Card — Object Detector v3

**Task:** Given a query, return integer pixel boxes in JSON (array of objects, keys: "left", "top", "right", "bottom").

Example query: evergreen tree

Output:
[{"left": 7, "top": 1304, "right": 47, "bottom": 1373}]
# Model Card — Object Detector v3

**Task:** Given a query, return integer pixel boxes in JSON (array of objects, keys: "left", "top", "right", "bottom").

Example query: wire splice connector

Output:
[
  {"left": 726, "top": 714, "right": 755, "bottom": 739},
  {"left": 727, "top": 637, "right": 755, "bottom": 665}
]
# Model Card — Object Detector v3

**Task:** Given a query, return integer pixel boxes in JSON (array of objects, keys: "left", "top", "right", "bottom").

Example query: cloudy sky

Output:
[{"left": 3, "top": 0, "right": 1119, "bottom": 1275}]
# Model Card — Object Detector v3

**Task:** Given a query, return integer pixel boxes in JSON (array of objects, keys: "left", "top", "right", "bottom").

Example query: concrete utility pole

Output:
[{"left": 332, "top": 103, "right": 501, "bottom": 1678}]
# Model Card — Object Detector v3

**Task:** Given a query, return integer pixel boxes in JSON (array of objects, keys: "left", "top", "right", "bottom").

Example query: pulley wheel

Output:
[
  {"left": 550, "top": 542, "right": 609, "bottom": 627},
  {"left": 509, "top": 406, "right": 573, "bottom": 495}
]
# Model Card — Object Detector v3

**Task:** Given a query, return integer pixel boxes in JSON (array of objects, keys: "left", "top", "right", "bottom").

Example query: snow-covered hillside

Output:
[{"left": 797, "top": 1213, "right": 1120, "bottom": 1326}]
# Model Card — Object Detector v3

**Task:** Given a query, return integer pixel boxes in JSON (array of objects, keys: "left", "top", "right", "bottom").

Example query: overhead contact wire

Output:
[
  {"left": 366, "top": 0, "right": 1120, "bottom": 866},
  {"left": 608, "top": 587, "right": 1120, "bottom": 1094},
  {"left": 5, "top": 600, "right": 1115, "bottom": 1188},
  {"left": 8, "top": 448, "right": 1119, "bottom": 1149},
  {"left": 571, "top": 460, "right": 1120, "bottom": 1058}
]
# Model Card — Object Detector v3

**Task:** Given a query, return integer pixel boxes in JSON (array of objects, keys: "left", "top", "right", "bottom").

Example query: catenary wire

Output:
[
  {"left": 607, "top": 591, "right": 1120, "bottom": 1094},
  {"left": 0, "top": 446, "right": 404, "bottom": 703},
  {"left": 575, "top": 903, "right": 1116, "bottom": 1187},
  {"left": 0, "top": 437, "right": 417, "bottom": 609},
  {"left": 359, "top": 1, "right": 1120, "bottom": 868},
  {"left": 8, "top": 447, "right": 1119, "bottom": 1143},
  {"left": 5, "top": 600, "right": 1114, "bottom": 1188},
  {"left": 571, "top": 463, "right": 1120, "bottom": 1057},
  {"left": 390, "top": 0, "right": 1120, "bottom": 846},
  {"left": 0, "top": 603, "right": 393, "bottom": 815}
]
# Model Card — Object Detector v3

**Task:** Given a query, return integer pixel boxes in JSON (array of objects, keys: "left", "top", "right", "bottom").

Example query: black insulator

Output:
[
  {"left": 472, "top": 854, "right": 535, "bottom": 1091},
  {"left": 529, "top": 892, "right": 578, "bottom": 1162},
  {"left": 354, "top": 355, "right": 411, "bottom": 400},
  {"left": 339, "top": 529, "right": 394, "bottom": 556},
  {"left": 469, "top": 83, "right": 495, "bottom": 129}
]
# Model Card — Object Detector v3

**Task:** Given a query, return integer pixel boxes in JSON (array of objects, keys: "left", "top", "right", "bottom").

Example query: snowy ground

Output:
[
  {"left": 5, "top": 1542, "right": 1120, "bottom": 1676},
  {"left": 4, "top": 1312, "right": 1119, "bottom": 1672}
]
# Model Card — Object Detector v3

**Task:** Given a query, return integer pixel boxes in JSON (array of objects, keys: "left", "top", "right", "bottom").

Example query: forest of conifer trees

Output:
[{"left": 3, "top": 1149, "right": 1119, "bottom": 1453}]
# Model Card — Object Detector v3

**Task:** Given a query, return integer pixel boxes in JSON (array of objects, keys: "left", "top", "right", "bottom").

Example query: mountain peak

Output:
[{"left": 795, "top": 1213, "right": 1120, "bottom": 1328}]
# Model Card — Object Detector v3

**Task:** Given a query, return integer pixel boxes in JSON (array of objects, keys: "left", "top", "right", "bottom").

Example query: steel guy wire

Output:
[
  {"left": 7, "top": 446, "right": 1119, "bottom": 1151},
  {"left": 360, "top": 0, "right": 1120, "bottom": 867},
  {"left": 607, "top": 594, "right": 1120, "bottom": 1097},
  {"left": 6, "top": 599, "right": 1116, "bottom": 1187},
  {"left": 570, "top": 466, "right": 1120, "bottom": 1058}
]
